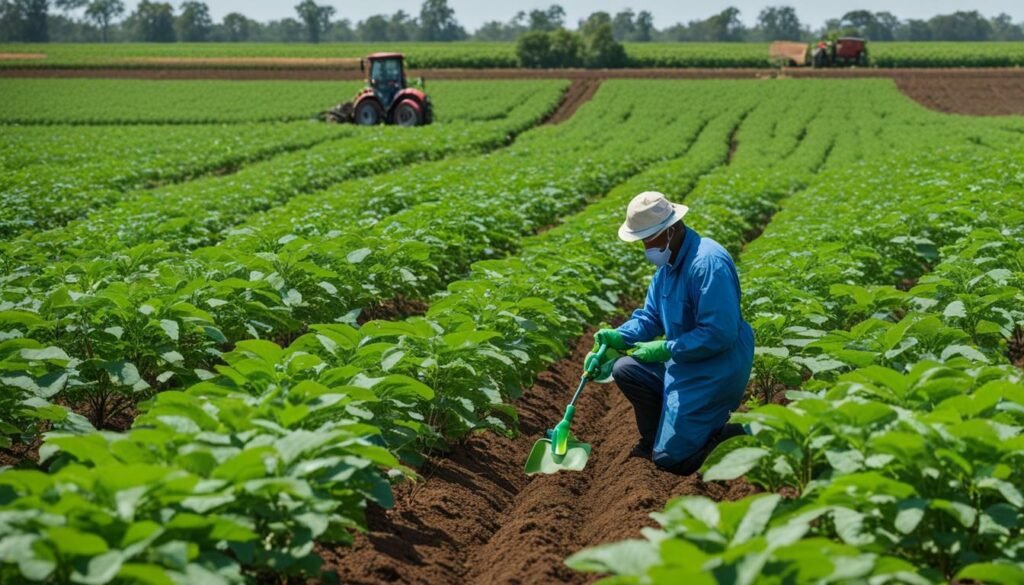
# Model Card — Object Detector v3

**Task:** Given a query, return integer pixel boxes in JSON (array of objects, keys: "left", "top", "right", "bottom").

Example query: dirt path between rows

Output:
[
  {"left": 6, "top": 67, "right": 1024, "bottom": 116},
  {"left": 544, "top": 79, "right": 601, "bottom": 125},
  {"left": 319, "top": 327, "right": 756, "bottom": 584}
]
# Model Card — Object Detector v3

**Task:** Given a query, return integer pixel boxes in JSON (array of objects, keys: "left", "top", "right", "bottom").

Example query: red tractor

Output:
[
  {"left": 321, "top": 52, "right": 433, "bottom": 127},
  {"left": 769, "top": 37, "right": 868, "bottom": 68},
  {"left": 811, "top": 37, "right": 868, "bottom": 68}
]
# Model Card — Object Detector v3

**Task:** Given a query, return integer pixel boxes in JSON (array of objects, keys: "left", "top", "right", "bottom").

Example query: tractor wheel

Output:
[
  {"left": 393, "top": 100, "right": 423, "bottom": 127},
  {"left": 354, "top": 99, "right": 384, "bottom": 125}
]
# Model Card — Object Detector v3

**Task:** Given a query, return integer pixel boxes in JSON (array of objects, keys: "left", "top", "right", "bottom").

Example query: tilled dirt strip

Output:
[
  {"left": 894, "top": 76, "right": 1024, "bottom": 116},
  {"left": 320, "top": 328, "right": 755, "bottom": 585},
  {"left": 545, "top": 78, "right": 602, "bottom": 125}
]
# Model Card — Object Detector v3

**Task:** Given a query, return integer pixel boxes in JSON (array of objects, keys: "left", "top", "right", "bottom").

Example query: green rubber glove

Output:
[
  {"left": 594, "top": 328, "right": 628, "bottom": 350},
  {"left": 583, "top": 347, "right": 621, "bottom": 383},
  {"left": 631, "top": 340, "right": 671, "bottom": 363}
]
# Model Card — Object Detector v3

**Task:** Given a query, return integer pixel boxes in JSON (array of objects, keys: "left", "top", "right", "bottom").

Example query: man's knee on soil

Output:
[{"left": 652, "top": 448, "right": 703, "bottom": 476}]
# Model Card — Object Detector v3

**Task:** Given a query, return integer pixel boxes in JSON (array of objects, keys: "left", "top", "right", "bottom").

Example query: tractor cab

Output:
[
  {"left": 366, "top": 53, "right": 407, "bottom": 111},
  {"left": 319, "top": 52, "right": 433, "bottom": 127}
]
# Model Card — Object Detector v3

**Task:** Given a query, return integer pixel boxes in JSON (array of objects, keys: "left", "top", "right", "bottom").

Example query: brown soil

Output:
[
  {"left": 319, "top": 327, "right": 756, "bottom": 584},
  {"left": 6, "top": 67, "right": 1023, "bottom": 116},
  {"left": 0, "top": 436, "right": 42, "bottom": 468},
  {"left": 544, "top": 79, "right": 602, "bottom": 125},
  {"left": 0, "top": 52, "right": 45, "bottom": 61},
  {"left": 894, "top": 76, "right": 1024, "bottom": 116},
  {"left": 356, "top": 296, "right": 430, "bottom": 325},
  {"left": 1008, "top": 325, "right": 1024, "bottom": 369}
]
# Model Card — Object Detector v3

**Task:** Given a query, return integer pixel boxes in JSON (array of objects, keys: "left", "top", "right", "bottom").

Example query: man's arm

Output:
[
  {"left": 617, "top": 276, "right": 663, "bottom": 345},
  {"left": 666, "top": 258, "right": 740, "bottom": 361}
]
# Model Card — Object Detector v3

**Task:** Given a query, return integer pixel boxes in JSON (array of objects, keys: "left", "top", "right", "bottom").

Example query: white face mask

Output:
[{"left": 644, "top": 226, "right": 674, "bottom": 267}]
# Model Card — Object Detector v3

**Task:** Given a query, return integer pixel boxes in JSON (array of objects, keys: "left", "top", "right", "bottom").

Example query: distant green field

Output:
[
  {"left": 0, "top": 78, "right": 560, "bottom": 123},
  {"left": 1, "top": 42, "right": 1024, "bottom": 68}
]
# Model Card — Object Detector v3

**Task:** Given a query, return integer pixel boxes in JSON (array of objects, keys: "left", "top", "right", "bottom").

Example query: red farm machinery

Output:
[
  {"left": 320, "top": 52, "right": 433, "bottom": 127},
  {"left": 769, "top": 37, "right": 869, "bottom": 68}
]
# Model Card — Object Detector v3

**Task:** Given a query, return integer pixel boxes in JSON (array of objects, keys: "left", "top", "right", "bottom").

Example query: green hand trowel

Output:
[{"left": 524, "top": 343, "right": 609, "bottom": 475}]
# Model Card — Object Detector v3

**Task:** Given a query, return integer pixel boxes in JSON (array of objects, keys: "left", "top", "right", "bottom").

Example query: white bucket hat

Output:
[{"left": 618, "top": 191, "right": 689, "bottom": 242}]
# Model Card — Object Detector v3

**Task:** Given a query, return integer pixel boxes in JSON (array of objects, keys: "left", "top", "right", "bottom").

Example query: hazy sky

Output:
[{"left": 182, "top": 1, "right": 1024, "bottom": 29}]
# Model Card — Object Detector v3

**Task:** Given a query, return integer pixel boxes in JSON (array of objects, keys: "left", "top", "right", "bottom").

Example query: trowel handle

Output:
[{"left": 584, "top": 343, "right": 609, "bottom": 378}]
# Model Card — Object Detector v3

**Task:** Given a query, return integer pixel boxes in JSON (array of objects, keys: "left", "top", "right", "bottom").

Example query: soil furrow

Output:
[
  {"left": 544, "top": 79, "right": 602, "bottom": 125},
  {"left": 320, "top": 325, "right": 757, "bottom": 585}
]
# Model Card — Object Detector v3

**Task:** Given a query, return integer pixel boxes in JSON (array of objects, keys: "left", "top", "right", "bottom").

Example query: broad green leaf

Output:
[{"left": 46, "top": 526, "right": 109, "bottom": 557}]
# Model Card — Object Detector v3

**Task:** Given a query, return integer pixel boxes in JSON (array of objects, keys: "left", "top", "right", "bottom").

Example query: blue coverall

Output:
[{"left": 614, "top": 226, "right": 754, "bottom": 471}]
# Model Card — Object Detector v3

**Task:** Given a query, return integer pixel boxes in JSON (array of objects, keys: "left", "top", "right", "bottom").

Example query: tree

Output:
[
  {"left": 358, "top": 15, "right": 388, "bottom": 41},
  {"left": 839, "top": 10, "right": 896, "bottom": 40},
  {"left": 633, "top": 10, "right": 654, "bottom": 42},
  {"left": 53, "top": 0, "right": 84, "bottom": 14},
  {"left": 990, "top": 13, "right": 1023, "bottom": 41},
  {"left": 417, "top": 0, "right": 464, "bottom": 41},
  {"left": 176, "top": 1, "right": 211, "bottom": 42},
  {"left": 901, "top": 19, "right": 931, "bottom": 41},
  {"left": 928, "top": 11, "right": 991, "bottom": 41},
  {"left": 611, "top": 8, "right": 635, "bottom": 41},
  {"left": 548, "top": 27, "right": 582, "bottom": 66},
  {"left": 670, "top": 7, "right": 745, "bottom": 42},
  {"left": 584, "top": 21, "right": 627, "bottom": 67},
  {"left": 3, "top": 0, "right": 49, "bottom": 41},
  {"left": 516, "top": 30, "right": 552, "bottom": 67},
  {"left": 128, "top": 0, "right": 174, "bottom": 42},
  {"left": 579, "top": 11, "right": 610, "bottom": 38},
  {"left": 515, "top": 27, "right": 581, "bottom": 68},
  {"left": 222, "top": 12, "right": 251, "bottom": 42},
  {"left": 474, "top": 10, "right": 526, "bottom": 41},
  {"left": 873, "top": 12, "right": 899, "bottom": 41},
  {"left": 527, "top": 4, "right": 563, "bottom": 32},
  {"left": 85, "top": 0, "right": 124, "bottom": 41},
  {"left": 294, "top": 0, "right": 333, "bottom": 43},
  {"left": 387, "top": 10, "right": 414, "bottom": 41},
  {"left": 272, "top": 17, "right": 304, "bottom": 42},
  {"left": 756, "top": 5, "right": 801, "bottom": 41}
]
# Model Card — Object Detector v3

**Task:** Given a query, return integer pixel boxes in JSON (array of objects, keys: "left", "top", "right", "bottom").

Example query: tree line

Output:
[{"left": 1, "top": 0, "right": 1022, "bottom": 43}]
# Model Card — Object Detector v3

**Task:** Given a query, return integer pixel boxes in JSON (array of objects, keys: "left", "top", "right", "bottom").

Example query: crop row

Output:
[
  {"left": 0, "top": 79, "right": 560, "bottom": 125},
  {"left": 0, "top": 122, "right": 354, "bottom": 239},
  {"left": 0, "top": 80, "right": 565, "bottom": 265},
  {"left": 5, "top": 43, "right": 1024, "bottom": 69},
  {"left": 0, "top": 81, "right": 565, "bottom": 240},
  {"left": 567, "top": 104, "right": 1024, "bottom": 582}
]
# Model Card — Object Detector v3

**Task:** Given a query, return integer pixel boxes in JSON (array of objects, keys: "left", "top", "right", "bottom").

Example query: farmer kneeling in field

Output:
[{"left": 585, "top": 192, "right": 754, "bottom": 476}]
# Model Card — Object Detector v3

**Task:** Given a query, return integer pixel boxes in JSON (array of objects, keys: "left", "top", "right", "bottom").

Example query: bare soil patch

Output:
[
  {"left": 544, "top": 79, "right": 601, "bottom": 125},
  {"left": 0, "top": 52, "right": 45, "bottom": 61},
  {"left": 894, "top": 75, "right": 1024, "bottom": 116},
  {"left": 319, "top": 327, "right": 756, "bottom": 584}
]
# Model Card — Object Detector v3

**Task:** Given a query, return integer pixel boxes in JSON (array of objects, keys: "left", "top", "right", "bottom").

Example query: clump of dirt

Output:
[
  {"left": 1008, "top": 325, "right": 1024, "bottom": 370},
  {"left": 318, "top": 326, "right": 756, "bottom": 585},
  {"left": 356, "top": 296, "right": 430, "bottom": 325},
  {"left": 0, "top": 437, "right": 42, "bottom": 468}
]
